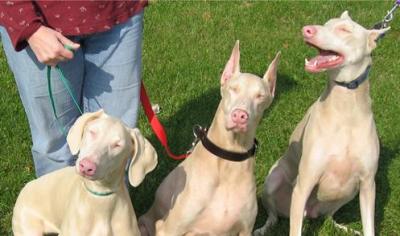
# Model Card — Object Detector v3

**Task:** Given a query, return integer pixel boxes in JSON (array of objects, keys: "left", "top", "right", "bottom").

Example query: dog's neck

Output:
[
  {"left": 328, "top": 56, "right": 372, "bottom": 84},
  {"left": 206, "top": 102, "right": 257, "bottom": 154},
  {"left": 321, "top": 57, "right": 373, "bottom": 115}
]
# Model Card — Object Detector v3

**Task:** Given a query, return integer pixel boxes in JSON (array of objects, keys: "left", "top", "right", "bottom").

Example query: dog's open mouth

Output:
[{"left": 305, "top": 42, "right": 344, "bottom": 73}]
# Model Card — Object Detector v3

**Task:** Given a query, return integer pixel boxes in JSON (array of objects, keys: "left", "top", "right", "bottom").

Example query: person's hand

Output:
[{"left": 27, "top": 26, "right": 80, "bottom": 66}]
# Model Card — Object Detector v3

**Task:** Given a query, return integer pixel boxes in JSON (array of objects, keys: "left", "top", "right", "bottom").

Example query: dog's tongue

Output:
[{"left": 305, "top": 50, "right": 341, "bottom": 72}]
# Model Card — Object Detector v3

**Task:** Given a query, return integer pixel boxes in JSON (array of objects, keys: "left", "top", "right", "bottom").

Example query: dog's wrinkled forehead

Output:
[
  {"left": 226, "top": 73, "right": 267, "bottom": 94},
  {"left": 84, "top": 116, "right": 126, "bottom": 138},
  {"left": 324, "top": 12, "right": 368, "bottom": 37}
]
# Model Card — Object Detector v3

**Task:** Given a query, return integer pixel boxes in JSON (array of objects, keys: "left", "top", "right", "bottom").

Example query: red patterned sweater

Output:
[{"left": 0, "top": 0, "right": 147, "bottom": 51}]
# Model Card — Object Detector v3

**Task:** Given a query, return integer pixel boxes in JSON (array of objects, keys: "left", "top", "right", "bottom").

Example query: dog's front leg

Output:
[
  {"left": 290, "top": 180, "right": 315, "bottom": 236},
  {"left": 239, "top": 199, "right": 257, "bottom": 236},
  {"left": 359, "top": 177, "right": 376, "bottom": 236},
  {"left": 155, "top": 190, "right": 206, "bottom": 236},
  {"left": 239, "top": 230, "right": 252, "bottom": 236},
  {"left": 289, "top": 158, "right": 322, "bottom": 236}
]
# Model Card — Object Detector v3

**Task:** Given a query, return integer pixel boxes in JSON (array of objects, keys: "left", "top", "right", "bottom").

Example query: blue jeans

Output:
[{"left": 1, "top": 12, "right": 144, "bottom": 177}]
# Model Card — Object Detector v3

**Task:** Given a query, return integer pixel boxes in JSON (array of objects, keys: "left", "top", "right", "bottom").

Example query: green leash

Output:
[
  {"left": 47, "top": 45, "right": 83, "bottom": 136},
  {"left": 48, "top": 46, "right": 115, "bottom": 196}
]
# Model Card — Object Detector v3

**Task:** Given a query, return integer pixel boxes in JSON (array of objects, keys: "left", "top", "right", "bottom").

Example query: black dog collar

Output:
[
  {"left": 192, "top": 125, "right": 258, "bottom": 162},
  {"left": 334, "top": 65, "right": 371, "bottom": 90}
]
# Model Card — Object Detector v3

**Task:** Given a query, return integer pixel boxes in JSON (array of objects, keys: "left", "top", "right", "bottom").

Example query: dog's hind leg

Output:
[
  {"left": 13, "top": 218, "right": 45, "bottom": 236},
  {"left": 254, "top": 165, "right": 291, "bottom": 236},
  {"left": 138, "top": 213, "right": 155, "bottom": 236},
  {"left": 139, "top": 223, "right": 150, "bottom": 236}
]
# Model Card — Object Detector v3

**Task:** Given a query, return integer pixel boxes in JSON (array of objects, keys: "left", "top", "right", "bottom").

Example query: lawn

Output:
[{"left": 1, "top": 1, "right": 399, "bottom": 235}]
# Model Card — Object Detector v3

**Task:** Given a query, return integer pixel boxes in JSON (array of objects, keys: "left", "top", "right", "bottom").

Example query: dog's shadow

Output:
[{"left": 131, "top": 72, "right": 297, "bottom": 216}]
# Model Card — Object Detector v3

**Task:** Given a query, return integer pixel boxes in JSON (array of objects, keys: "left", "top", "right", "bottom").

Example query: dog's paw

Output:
[{"left": 155, "top": 220, "right": 167, "bottom": 236}]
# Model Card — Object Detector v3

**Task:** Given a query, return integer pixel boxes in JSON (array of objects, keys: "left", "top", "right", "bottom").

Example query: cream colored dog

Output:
[
  {"left": 12, "top": 110, "right": 158, "bottom": 236},
  {"left": 254, "top": 11, "right": 389, "bottom": 236},
  {"left": 139, "top": 41, "right": 280, "bottom": 236}
]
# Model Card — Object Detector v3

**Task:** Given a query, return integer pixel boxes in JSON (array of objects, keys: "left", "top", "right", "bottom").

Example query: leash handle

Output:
[
  {"left": 64, "top": 44, "right": 75, "bottom": 52},
  {"left": 140, "top": 83, "right": 188, "bottom": 160}
]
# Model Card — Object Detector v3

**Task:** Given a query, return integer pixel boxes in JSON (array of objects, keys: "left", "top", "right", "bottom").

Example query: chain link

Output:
[{"left": 375, "top": 1, "right": 400, "bottom": 29}]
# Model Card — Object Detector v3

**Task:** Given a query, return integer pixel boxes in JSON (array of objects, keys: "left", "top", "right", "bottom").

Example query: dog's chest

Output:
[
  {"left": 316, "top": 153, "right": 362, "bottom": 202},
  {"left": 307, "top": 114, "right": 378, "bottom": 202},
  {"left": 189, "top": 180, "right": 256, "bottom": 234}
]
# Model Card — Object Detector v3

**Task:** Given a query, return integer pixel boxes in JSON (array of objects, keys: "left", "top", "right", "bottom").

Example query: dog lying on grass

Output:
[{"left": 12, "top": 109, "right": 158, "bottom": 236}]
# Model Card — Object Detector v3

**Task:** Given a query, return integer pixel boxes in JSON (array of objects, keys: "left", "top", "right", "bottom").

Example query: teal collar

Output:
[{"left": 83, "top": 182, "right": 115, "bottom": 197}]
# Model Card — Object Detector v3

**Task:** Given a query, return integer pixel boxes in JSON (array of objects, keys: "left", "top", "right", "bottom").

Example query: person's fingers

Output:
[
  {"left": 54, "top": 43, "right": 74, "bottom": 60},
  {"left": 46, "top": 60, "right": 57, "bottom": 67},
  {"left": 53, "top": 33, "right": 80, "bottom": 60},
  {"left": 48, "top": 54, "right": 68, "bottom": 66},
  {"left": 28, "top": 26, "right": 80, "bottom": 65},
  {"left": 56, "top": 33, "right": 80, "bottom": 50},
  {"left": 56, "top": 54, "right": 68, "bottom": 62}
]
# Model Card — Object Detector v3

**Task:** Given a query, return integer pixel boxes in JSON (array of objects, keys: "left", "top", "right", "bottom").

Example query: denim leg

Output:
[
  {"left": 82, "top": 11, "right": 144, "bottom": 128},
  {"left": 0, "top": 28, "right": 84, "bottom": 177}
]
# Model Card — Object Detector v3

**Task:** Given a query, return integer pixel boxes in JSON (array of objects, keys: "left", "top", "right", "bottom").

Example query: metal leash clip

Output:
[
  {"left": 373, "top": 0, "right": 400, "bottom": 30},
  {"left": 186, "top": 124, "right": 207, "bottom": 155}
]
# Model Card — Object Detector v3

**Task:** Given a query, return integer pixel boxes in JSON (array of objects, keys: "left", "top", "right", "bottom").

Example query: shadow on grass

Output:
[{"left": 132, "top": 72, "right": 297, "bottom": 216}]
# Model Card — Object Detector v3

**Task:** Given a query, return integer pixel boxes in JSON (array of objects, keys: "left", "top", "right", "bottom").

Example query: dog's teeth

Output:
[
  {"left": 305, "top": 58, "right": 309, "bottom": 64},
  {"left": 328, "top": 55, "right": 339, "bottom": 62}
]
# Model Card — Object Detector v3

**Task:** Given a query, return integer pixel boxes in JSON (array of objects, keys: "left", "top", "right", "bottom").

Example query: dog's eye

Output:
[
  {"left": 337, "top": 25, "right": 352, "bottom": 33},
  {"left": 229, "top": 86, "right": 240, "bottom": 93},
  {"left": 255, "top": 93, "right": 265, "bottom": 100},
  {"left": 111, "top": 142, "right": 121, "bottom": 149},
  {"left": 89, "top": 129, "right": 96, "bottom": 139}
]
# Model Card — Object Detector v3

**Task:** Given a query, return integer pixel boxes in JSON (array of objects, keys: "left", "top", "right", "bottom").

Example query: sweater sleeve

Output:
[{"left": 0, "top": 1, "right": 44, "bottom": 51}]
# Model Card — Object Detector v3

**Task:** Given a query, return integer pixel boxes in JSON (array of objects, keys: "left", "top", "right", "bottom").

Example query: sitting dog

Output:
[
  {"left": 12, "top": 109, "right": 158, "bottom": 236},
  {"left": 138, "top": 41, "right": 280, "bottom": 236},
  {"left": 254, "top": 11, "right": 389, "bottom": 236}
]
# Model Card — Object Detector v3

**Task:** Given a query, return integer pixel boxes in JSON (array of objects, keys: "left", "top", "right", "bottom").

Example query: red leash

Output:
[{"left": 140, "top": 82, "right": 189, "bottom": 160}]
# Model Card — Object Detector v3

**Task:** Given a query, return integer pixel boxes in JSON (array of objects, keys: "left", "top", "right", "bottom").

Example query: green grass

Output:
[{"left": 1, "top": 1, "right": 399, "bottom": 235}]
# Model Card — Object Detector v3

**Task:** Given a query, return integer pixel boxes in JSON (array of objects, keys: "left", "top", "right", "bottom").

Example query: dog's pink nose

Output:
[
  {"left": 231, "top": 109, "right": 249, "bottom": 125},
  {"left": 303, "top": 25, "right": 317, "bottom": 38},
  {"left": 79, "top": 159, "right": 97, "bottom": 176}
]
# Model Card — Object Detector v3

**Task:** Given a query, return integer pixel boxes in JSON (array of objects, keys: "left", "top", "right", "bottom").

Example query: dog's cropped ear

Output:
[
  {"left": 128, "top": 128, "right": 158, "bottom": 187},
  {"left": 221, "top": 40, "right": 240, "bottom": 86},
  {"left": 67, "top": 109, "right": 104, "bottom": 155},
  {"left": 262, "top": 51, "right": 281, "bottom": 97},
  {"left": 340, "top": 10, "right": 351, "bottom": 20},
  {"left": 367, "top": 27, "right": 390, "bottom": 52}
]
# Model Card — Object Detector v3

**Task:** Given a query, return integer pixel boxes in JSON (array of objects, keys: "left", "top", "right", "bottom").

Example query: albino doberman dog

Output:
[
  {"left": 254, "top": 11, "right": 389, "bottom": 236},
  {"left": 139, "top": 41, "right": 280, "bottom": 236},
  {"left": 12, "top": 110, "right": 158, "bottom": 236}
]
